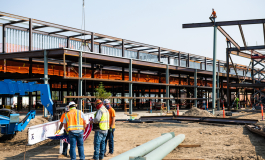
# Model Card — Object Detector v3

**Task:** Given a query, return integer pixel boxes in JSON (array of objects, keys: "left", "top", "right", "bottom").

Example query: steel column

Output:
[
  {"left": 91, "top": 32, "right": 94, "bottom": 52},
  {"left": 137, "top": 50, "right": 140, "bottom": 59},
  {"left": 217, "top": 72, "right": 220, "bottom": 110},
  {"left": 194, "top": 69, "right": 197, "bottom": 108},
  {"left": 226, "top": 48, "right": 231, "bottom": 110},
  {"left": 205, "top": 57, "right": 207, "bottom": 70},
  {"left": 212, "top": 19, "right": 217, "bottom": 115},
  {"left": 158, "top": 47, "right": 161, "bottom": 62},
  {"left": 122, "top": 39, "right": 125, "bottom": 57},
  {"left": 178, "top": 52, "right": 181, "bottom": 66},
  {"left": 166, "top": 65, "right": 170, "bottom": 111},
  {"left": 129, "top": 59, "right": 133, "bottom": 114},
  {"left": 99, "top": 43, "right": 102, "bottom": 53},
  {"left": 29, "top": 18, "right": 33, "bottom": 112},
  {"left": 168, "top": 56, "right": 170, "bottom": 64},
  {"left": 44, "top": 50, "right": 48, "bottom": 117},
  {"left": 78, "top": 51, "right": 83, "bottom": 110},
  {"left": 67, "top": 37, "right": 70, "bottom": 48},
  {"left": 2, "top": 24, "right": 5, "bottom": 53},
  {"left": 187, "top": 54, "right": 190, "bottom": 68}
]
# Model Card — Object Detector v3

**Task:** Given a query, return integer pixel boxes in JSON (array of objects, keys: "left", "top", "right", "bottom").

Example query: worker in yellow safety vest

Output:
[
  {"left": 63, "top": 101, "right": 87, "bottom": 160},
  {"left": 89, "top": 99, "right": 109, "bottom": 160}
]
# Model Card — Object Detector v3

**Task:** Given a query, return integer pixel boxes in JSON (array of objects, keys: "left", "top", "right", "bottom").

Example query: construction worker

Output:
[
  {"left": 210, "top": 8, "right": 217, "bottom": 18},
  {"left": 103, "top": 99, "right": 116, "bottom": 157},
  {"left": 55, "top": 105, "right": 70, "bottom": 158},
  {"left": 63, "top": 101, "right": 87, "bottom": 160},
  {"left": 210, "top": 8, "right": 217, "bottom": 23},
  {"left": 89, "top": 99, "right": 109, "bottom": 160}
]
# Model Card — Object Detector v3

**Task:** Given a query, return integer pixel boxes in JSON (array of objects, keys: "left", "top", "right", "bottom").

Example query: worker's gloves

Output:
[{"left": 55, "top": 130, "right": 61, "bottom": 135}]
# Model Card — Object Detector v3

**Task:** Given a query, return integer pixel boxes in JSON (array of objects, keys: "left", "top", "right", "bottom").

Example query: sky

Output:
[{"left": 0, "top": 0, "right": 264, "bottom": 66}]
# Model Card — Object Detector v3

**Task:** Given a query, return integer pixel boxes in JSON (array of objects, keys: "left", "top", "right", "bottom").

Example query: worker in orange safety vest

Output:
[{"left": 63, "top": 101, "right": 87, "bottom": 160}]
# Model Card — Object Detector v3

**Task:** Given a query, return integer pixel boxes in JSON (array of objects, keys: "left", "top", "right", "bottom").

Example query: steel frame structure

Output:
[
  {"left": 183, "top": 18, "right": 265, "bottom": 110},
  {"left": 0, "top": 11, "right": 260, "bottom": 113}
]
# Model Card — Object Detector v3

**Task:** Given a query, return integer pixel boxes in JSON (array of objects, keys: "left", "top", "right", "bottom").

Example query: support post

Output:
[
  {"left": 99, "top": 43, "right": 102, "bottom": 53},
  {"left": 2, "top": 24, "right": 6, "bottom": 53},
  {"left": 78, "top": 51, "right": 83, "bottom": 110},
  {"left": 226, "top": 48, "right": 231, "bottom": 110},
  {"left": 168, "top": 56, "right": 170, "bottom": 64},
  {"left": 205, "top": 57, "right": 207, "bottom": 70},
  {"left": 194, "top": 69, "right": 197, "bottom": 108},
  {"left": 122, "top": 39, "right": 125, "bottom": 57},
  {"left": 158, "top": 47, "right": 161, "bottom": 62},
  {"left": 91, "top": 32, "right": 94, "bottom": 52},
  {"left": 211, "top": 19, "right": 217, "bottom": 115},
  {"left": 67, "top": 37, "right": 70, "bottom": 48},
  {"left": 137, "top": 50, "right": 140, "bottom": 59},
  {"left": 217, "top": 72, "right": 220, "bottom": 110},
  {"left": 29, "top": 18, "right": 33, "bottom": 112},
  {"left": 129, "top": 59, "right": 133, "bottom": 114},
  {"left": 178, "top": 52, "right": 181, "bottom": 66},
  {"left": 166, "top": 65, "right": 170, "bottom": 111},
  {"left": 187, "top": 54, "right": 190, "bottom": 68},
  {"left": 44, "top": 50, "right": 48, "bottom": 117}
]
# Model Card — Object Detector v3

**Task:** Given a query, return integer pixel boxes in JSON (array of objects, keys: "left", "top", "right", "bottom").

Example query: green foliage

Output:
[{"left": 94, "top": 82, "right": 111, "bottom": 100}]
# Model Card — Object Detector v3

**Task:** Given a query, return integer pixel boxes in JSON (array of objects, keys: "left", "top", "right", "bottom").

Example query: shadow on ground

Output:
[
  {"left": 243, "top": 126, "right": 265, "bottom": 159},
  {"left": 4, "top": 140, "right": 58, "bottom": 160}
]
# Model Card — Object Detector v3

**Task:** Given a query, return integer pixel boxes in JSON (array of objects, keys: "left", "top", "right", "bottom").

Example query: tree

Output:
[{"left": 94, "top": 82, "right": 111, "bottom": 100}]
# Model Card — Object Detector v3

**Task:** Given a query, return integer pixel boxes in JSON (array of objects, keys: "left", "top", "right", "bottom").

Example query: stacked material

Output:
[{"left": 182, "top": 107, "right": 214, "bottom": 117}]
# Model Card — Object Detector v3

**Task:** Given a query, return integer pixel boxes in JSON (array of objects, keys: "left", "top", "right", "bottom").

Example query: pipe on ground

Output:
[
  {"left": 110, "top": 132, "right": 175, "bottom": 160},
  {"left": 130, "top": 134, "right": 185, "bottom": 160}
]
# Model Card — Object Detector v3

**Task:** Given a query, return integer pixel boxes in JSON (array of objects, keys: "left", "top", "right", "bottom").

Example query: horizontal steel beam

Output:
[
  {"left": 229, "top": 45, "right": 265, "bottom": 51},
  {"left": 183, "top": 18, "right": 265, "bottom": 28},
  {"left": 4, "top": 20, "right": 26, "bottom": 25}
]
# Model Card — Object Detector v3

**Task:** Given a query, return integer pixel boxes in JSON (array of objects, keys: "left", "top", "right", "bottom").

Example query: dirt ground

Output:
[{"left": 1, "top": 111, "right": 265, "bottom": 160}]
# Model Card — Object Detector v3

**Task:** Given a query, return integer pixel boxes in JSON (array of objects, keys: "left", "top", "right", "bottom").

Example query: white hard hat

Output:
[
  {"left": 68, "top": 101, "right": 76, "bottom": 108},
  {"left": 103, "top": 99, "right": 110, "bottom": 104}
]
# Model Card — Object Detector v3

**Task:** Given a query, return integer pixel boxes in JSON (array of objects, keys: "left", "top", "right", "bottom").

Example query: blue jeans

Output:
[
  {"left": 69, "top": 130, "right": 85, "bottom": 160},
  {"left": 93, "top": 131, "right": 107, "bottom": 160},
  {"left": 105, "top": 128, "right": 115, "bottom": 154},
  {"left": 62, "top": 129, "right": 69, "bottom": 156}
]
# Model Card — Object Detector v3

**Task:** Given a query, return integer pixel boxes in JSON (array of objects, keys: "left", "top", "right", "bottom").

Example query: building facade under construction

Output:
[{"left": 0, "top": 11, "right": 261, "bottom": 114}]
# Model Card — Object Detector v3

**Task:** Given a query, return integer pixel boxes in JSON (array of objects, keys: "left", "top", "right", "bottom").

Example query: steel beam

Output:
[
  {"left": 4, "top": 20, "right": 26, "bottom": 25},
  {"left": 217, "top": 26, "right": 240, "bottom": 50},
  {"left": 183, "top": 18, "right": 265, "bottom": 28},
  {"left": 78, "top": 51, "right": 83, "bottom": 110},
  {"left": 229, "top": 45, "right": 265, "bottom": 51},
  {"left": 48, "top": 29, "right": 67, "bottom": 35},
  {"left": 194, "top": 69, "right": 197, "bottom": 108},
  {"left": 129, "top": 59, "right": 133, "bottom": 114},
  {"left": 238, "top": 25, "right": 247, "bottom": 48}
]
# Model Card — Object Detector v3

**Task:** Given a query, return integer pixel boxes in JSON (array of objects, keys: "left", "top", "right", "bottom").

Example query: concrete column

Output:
[
  {"left": 194, "top": 69, "right": 197, "bottom": 108},
  {"left": 78, "top": 51, "right": 83, "bottom": 110},
  {"left": 44, "top": 50, "right": 48, "bottom": 117},
  {"left": 129, "top": 59, "right": 133, "bottom": 114},
  {"left": 166, "top": 65, "right": 170, "bottom": 111}
]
